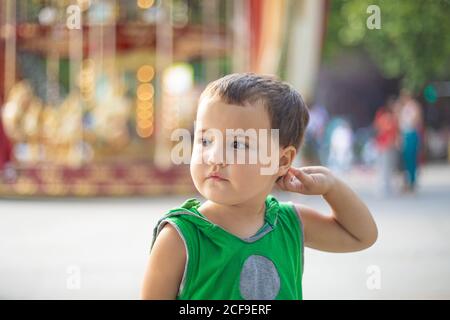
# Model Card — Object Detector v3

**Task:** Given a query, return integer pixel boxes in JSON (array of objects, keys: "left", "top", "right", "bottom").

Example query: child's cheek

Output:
[
  {"left": 231, "top": 164, "right": 261, "bottom": 186},
  {"left": 189, "top": 157, "right": 204, "bottom": 185},
  {"left": 190, "top": 146, "right": 207, "bottom": 166}
]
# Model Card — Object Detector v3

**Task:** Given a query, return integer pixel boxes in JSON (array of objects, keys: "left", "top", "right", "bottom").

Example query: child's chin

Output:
[{"left": 203, "top": 189, "right": 235, "bottom": 205}]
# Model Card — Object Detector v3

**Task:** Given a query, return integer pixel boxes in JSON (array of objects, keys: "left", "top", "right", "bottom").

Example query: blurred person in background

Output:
[
  {"left": 327, "top": 117, "right": 354, "bottom": 175},
  {"left": 397, "top": 91, "right": 423, "bottom": 194},
  {"left": 373, "top": 97, "right": 399, "bottom": 197},
  {"left": 304, "top": 104, "right": 329, "bottom": 165}
]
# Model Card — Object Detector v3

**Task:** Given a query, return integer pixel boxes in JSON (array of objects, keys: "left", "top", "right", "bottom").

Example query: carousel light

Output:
[
  {"left": 136, "top": 64, "right": 155, "bottom": 138},
  {"left": 137, "top": 83, "right": 154, "bottom": 101},
  {"left": 137, "top": 100, "right": 153, "bottom": 110},
  {"left": 136, "top": 101, "right": 154, "bottom": 137},
  {"left": 137, "top": 126, "right": 154, "bottom": 138},
  {"left": 137, "top": 0, "right": 155, "bottom": 9},
  {"left": 138, "top": 119, "right": 153, "bottom": 128},
  {"left": 137, "top": 110, "right": 153, "bottom": 121},
  {"left": 137, "top": 65, "right": 155, "bottom": 83},
  {"left": 79, "top": 59, "right": 95, "bottom": 100},
  {"left": 137, "top": 102, "right": 153, "bottom": 111},
  {"left": 77, "top": 0, "right": 92, "bottom": 11},
  {"left": 162, "top": 63, "right": 193, "bottom": 95},
  {"left": 88, "top": 1, "right": 115, "bottom": 24},
  {"left": 171, "top": 1, "right": 189, "bottom": 28},
  {"left": 38, "top": 7, "right": 58, "bottom": 26}
]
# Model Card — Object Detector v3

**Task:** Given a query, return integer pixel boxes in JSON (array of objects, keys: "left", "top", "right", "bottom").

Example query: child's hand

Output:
[{"left": 276, "top": 166, "right": 336, "bottom": 195}]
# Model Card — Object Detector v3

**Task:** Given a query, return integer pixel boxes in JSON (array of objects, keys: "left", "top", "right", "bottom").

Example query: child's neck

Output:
[{"left": 198, "top": 193, "right": 269, "bottom": 239}]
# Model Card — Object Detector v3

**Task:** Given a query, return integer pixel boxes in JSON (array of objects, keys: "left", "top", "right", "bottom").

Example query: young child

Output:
[{"left": 141, "top": 73, "right": 378, "bottom": 300}]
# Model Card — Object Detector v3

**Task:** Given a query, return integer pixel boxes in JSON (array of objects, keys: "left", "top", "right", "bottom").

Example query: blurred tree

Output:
[{"left": 323, "top": 0, "right": 450, "bottom": 93}]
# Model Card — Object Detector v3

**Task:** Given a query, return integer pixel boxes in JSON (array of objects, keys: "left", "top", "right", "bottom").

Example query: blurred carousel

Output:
[
  {"left": 0, "top": 0, "right": 228, "bottom": 197},
  {"left": 0, "top": 0, "right": 326, "bottom": 197}
]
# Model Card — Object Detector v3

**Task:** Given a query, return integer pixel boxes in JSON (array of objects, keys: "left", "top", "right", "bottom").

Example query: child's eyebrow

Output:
[
  {"left": 195, "top": 128, "right": 208, "bottom": 134},
  {"left": 196, "top": 128, "right": 252, "bottom": 137}
]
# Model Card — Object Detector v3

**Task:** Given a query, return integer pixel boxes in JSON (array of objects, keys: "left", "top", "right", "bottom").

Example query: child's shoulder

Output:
[
  {"left": 154, "top": 198, "right": 204, "bottom": 223},
  {"left": 152, "top": 197, "right": 212, "bottom": 245},
  {"left": 267, "top": 194, "right": 299, "bottom": 216},
  {"left": 144, "top": 221, "right": 186, "bottom": 299}
]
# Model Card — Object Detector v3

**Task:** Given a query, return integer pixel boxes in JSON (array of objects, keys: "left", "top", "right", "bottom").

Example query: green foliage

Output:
[{"left": 323, "top": 0, "right": 450, "bottom": 93}]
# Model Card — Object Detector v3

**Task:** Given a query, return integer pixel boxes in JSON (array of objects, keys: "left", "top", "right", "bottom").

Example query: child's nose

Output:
[{"left": 206, "top": 145, "right": 225, "bottom": 166}]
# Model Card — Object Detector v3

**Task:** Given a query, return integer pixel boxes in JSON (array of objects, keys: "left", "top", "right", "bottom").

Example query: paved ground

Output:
[{"left": 0, "top": 164, "right": 449, "bottom": 299}]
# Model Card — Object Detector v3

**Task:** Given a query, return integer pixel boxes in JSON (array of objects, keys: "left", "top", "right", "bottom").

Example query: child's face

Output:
[{"left": 190, "top": 96, "right": 286, "bottom": 205}]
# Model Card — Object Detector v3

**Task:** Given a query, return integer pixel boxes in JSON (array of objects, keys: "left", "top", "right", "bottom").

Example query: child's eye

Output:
[
  {"left": 232, "top": 140, "right": 248, "bottom": 150},
  {"left": 199, "top": 137, "right": 212, "bottom": 147}
]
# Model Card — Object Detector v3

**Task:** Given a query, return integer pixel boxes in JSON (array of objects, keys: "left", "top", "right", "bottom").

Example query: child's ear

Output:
[{"left": 277, "top": 146, "right": 296, "bottom": 179}]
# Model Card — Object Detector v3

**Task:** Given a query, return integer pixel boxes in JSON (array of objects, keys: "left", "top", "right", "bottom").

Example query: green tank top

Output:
[{"left": 150, "top": 194, "right": 304, "bottom": 300}]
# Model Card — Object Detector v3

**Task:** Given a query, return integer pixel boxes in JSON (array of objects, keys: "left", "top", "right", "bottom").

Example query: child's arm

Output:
[
  {"left": 278, "top": 166, "right": 378, "bottom": 253},
  {"left": 140, "top": 224, "right": 186, "bottom": 299}
]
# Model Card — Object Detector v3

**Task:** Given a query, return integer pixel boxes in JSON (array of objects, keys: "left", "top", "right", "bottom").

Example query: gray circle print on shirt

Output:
[{"left": 239, "top": 255, "right": 280, "bottom": 300}]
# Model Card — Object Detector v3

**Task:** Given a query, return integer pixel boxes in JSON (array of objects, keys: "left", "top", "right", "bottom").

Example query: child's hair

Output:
[{"left": 199, "top": 73, "right": 310, "bottom": 151}]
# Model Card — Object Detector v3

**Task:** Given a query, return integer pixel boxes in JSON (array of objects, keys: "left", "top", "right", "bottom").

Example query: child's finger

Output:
[
  {"left": 298, "top": 167, "right": 315, "bottom": 174},
  {"left": 282, "top": 172, "right": 293, "bottom": 190},
  {"left": 290, "top": 175, "right": 304, "bottom": 192},
  {"left": 279, "top": 172, "right": 294, "bottom": 191},
  {"left": 297, "top": 166, "right": 321, "bottom": 174},
  {"left": 276, "top": 174, "right": 288, "bottom": 190},
  {"left": 284, "top": 171, "right": 304, "bottom": 192},
  {"left": 289, "top": 167, "right": 313, "bottom": 186},
  {"left": 288, "top": 171, "right": 308, "bottom": 193}
]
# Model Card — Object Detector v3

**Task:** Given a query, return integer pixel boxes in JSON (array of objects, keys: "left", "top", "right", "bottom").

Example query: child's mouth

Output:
[{"left": 206, "top": 174, "right": 228, "bottom": 181}]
